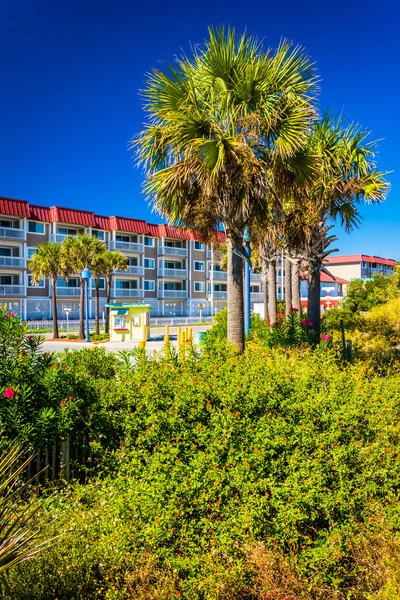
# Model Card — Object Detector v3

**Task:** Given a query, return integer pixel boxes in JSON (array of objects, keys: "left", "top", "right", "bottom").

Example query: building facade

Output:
[
  {"left": 0, "top": 197, "right": 266, "bottom": 320},
  {"left": 324, "top": 254, "right": 397, "bottom": 281}
]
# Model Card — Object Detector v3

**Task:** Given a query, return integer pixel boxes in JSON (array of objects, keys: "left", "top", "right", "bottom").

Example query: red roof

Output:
[
  {"left": 300, "top": 271, "right": 349, "bottom": 284},
  {"left": 109, "top": 216, "right": 148, "bottom": 234},
  {"left": 0, "top": 197, "right": 30, "bottom": 218},
  {"left": 325, "top": 254, "right": 397, "bottom": 267}
]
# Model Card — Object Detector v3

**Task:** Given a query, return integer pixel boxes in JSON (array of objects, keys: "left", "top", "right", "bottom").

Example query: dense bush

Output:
[
  {"left": 343, "top": 272, "right": 399, "bottom": 313},
  {"left": 5, "top": 342, "right": 400, "bottom": 599}
]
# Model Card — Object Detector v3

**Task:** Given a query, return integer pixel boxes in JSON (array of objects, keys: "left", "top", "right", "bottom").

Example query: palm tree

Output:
[
  {"left": 90, "top": 253, "right": 107, "bottom": 336},
  {"left": 28, "top": 242, "right": 69, "bottom": 339},
  {"left": 300, "top": 116, "right": 389, "bottom": 335},
  {"left": 134, "top": 27, "right": 317, "bottom": 352},
  {"left": 99, "top": 250, "right": 128, "bottom": 334},
  {"left": 61, "top": 235, "right": 106, "bottom": 340}
]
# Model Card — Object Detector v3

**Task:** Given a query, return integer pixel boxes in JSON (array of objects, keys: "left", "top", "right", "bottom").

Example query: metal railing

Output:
[
  {"left": 109, "top": 240, "right": 144, "bottom": 253},
  {"left": 0, "top": 285, "right": 25, "bottom": 295},
  {"left": 115, "top": 265, "right": 144, "bottom": 275},
  {"left": 207, "top": 270, "right": 227, "bottom": 280},
  {"left": 157, "top": 246, "right": 188, "bottom": 257},
  {"left": 0, "top": 227, "right": 25, "bottom": 240},
  {"left": 209, "top": 291, "right": 227, "bottom": 299},
  {"left": 158, "top": 268, "right": 188, "bottom": 278},
  {"left": 250, "top": 292, "right": 264, "bottom": 301},
  {"left": 250, "top": 272, "right": 263, "bottom": 281},
  {"left": 113, "top": 289, "right": 143, "bottom": 298},
  {"left": 158, "top": 290, "right": 188, "bottom": 299},
  {"left": 50, "top": 234, "right": 71, "bottom": 243},
  {"left": 0, "top": 256, "right": 25, "bottom": 268},
  {"left": 53, "top": 287, "right": 82, "bottom": 297}
]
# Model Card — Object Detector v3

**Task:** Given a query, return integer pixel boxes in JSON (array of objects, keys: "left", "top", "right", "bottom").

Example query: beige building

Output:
[{"left": 324, "top": 254, "right": 397, "bottom": 281}]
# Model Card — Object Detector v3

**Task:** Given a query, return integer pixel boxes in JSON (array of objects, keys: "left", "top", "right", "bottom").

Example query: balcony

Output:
[
  {"left": 0, "top": 284, "right": 25, "bottom": 296},
  {"left": 54, "top": 287, "right": 81, "bottom": 297},
  {"left": 158, "top": 290, "right": 188, "bottom": 299},
  {"left": 250, "top": 272, "right": 263, "bottom": 281},
  {"left": 0, "top": 257, "right": 25, "bottom": 268},
  {"left": 208, "top": 291, "right": 227, "bottom": 300},
  {"left": 207, "top": 270, "right": 227, "bottom": 280},
  {"left": 115, "top": 265, "right": 144, "bottom": 276},
  {"left": 50, "top": 234, "right": 70, "bottom": 243},
  {"left": 109, "top": 240, "right": 144, "bottom": 253},
  {"left": 158, "top": 268, "right": 188, "bottom": 278},
  {"left": 158, "top": 246, "right": 187, "bottom": 257},
  {"left": 113, "top": 289, "right": 144, "bottom": 298},
  {"left": 0, "top": 227, "right": 25, "bottom": 241},
  {"left": 206, "top": 248, "right": 212, "bottom": 259},
  {"left": 250, "top": 292, "right": 264, "bottom": 301}
]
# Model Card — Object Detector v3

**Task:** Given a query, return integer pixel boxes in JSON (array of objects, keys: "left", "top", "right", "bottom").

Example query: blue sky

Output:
[{"left": 1, "top": 0, "right": 399, "bottom": 259}]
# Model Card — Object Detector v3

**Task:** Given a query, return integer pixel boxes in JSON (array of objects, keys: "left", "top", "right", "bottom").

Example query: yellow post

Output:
[
  {"left": 142, "top": 325, "right": 147, "bottom": 342},
  {"left": 188, "top": 327, "right": 193, "bottom": 342},
  {"left": 138, "top": 340, "right": 146, "bottom": 349},
  {"left": 164, "top": 325, "right": 169, "bottom": 345},
  {"left": 176, "top": 327, "right": 181, "bottom": 350}
]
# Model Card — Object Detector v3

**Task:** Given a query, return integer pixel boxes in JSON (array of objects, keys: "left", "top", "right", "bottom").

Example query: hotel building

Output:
[{"left": 0, "top": 197, "right": 266, "bottom": 320}]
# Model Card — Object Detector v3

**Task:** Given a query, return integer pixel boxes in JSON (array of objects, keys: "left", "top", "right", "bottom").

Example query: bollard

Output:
[
  {"left": 176, "top": 327, "right": 181, "bottom": 350},
  {"left": 188, "top": 327, "right": 192, "bottom": 341},
  {"left": 164, "top": 325, "right": 169, "bottom": 345},
  {"left": 138, "top": 340, "right": 146, "bottom": 349}
]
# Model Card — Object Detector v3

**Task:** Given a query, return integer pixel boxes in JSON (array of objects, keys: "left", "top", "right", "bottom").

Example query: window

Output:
[
  {"left": 144, "top": 237, "right": 155, "bottom": 247},
  {"left": 57, "top": 277, "right": 79, "bottom": 288},
  {"left": 28, "top": 275, "right": 45, "bottom": 287},
  {"left": 0, "top": 248, "right": 11, "bottom": 257},
  {"left": 194, "top": 281, "right": 205, "bottom": 292},
  {"left": 144, "top": 280, "right": 155, "bottom": 291},
  {"left": 91, "top": 278, "right": 105, "bottom": 289},
  {"left": 27, "top": 247, "right": 37, "bottom": 259},
  {"left": 194, "top": 241, "right": 204, "bottom": 250},
  {"left": 92, "top": 229, "right": 105, "bottom": 240},
  {"left": 250, "top": 286, "right": 260, "bottom": 293},
  {"left": 144, "top": 258, "right": 155, "bottom": 269},
  {"left": 28, "top": 221, "right": 45, "bottom": 234},
  {"left": 58, "top": 227, "right": 77, "bottom": 236},
  {"left": 194, "top": 261, "right": 204, "bottom": 271},
  {"left": 362, "top": 262, "right": 367, "bottom": 268}
]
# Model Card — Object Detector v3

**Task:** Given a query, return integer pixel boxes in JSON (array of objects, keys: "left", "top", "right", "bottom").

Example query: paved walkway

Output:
[{"left": 41, "top": 324, "right": 211, "bottom": 354}]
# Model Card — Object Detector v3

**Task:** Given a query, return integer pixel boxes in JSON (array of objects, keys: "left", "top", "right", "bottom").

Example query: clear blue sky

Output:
[{"left": 1, "top": 0, "right": 399, "bottom": 259}]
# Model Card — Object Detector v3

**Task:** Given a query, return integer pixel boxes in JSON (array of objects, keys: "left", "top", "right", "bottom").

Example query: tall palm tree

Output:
[
  {"left": 28, "top": 242, "right": 69, "bottom": 339},
  {"left": 99, "top": 250, "right": 128, "bottom": 334},
  {"left": 300, "top": 116, "right": 389, "bottom": 335},
  {"left": 133, "top": 27, "right": 317, "bottom": 352},
  {"left": 61, "top": 235, "right": 106, "bottom": 340}
]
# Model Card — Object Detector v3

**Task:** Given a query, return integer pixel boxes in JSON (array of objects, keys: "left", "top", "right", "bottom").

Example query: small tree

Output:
[
  {"left": 61, "top": 235, "right": 106, "bottom": 339},
  {"left": 98, "top": 250, "right": 128, "bottom": 334},
  {"left": 28, "top": 243, "right": 69, "bottom": 339}
]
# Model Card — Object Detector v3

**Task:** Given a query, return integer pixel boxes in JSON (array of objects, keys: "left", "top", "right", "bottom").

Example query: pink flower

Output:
[
  {"left": 321, "top": 334, "right": 332, "bottom": 342},
  {"left": 27, "top": 335, "right": 34, "bottom": 340},
  {"left": 3, "top": 387, "right": 17, "bottom": 399},
  {"left": 64, "top": 366, "right": 69, "bottom": 370},
  {"left": 68, "top": 396, "right": 73, "bottom": 402},
  {"left": 5, "top": 312, "right": 16, "bottom": 318},
  {"left": 60, "top": 401, "right": 67, "bottom": 407},
  {"left": 300, "top": 320, "right": 313, "bottom": 327},
  {"left": 276, "top": 312, "right": 285, "bottom": 318},
  {"left": 289, "top": 307, "right": 299, "bottom": 312}
]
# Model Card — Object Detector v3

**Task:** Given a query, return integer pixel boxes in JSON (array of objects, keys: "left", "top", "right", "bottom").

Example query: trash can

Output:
[{"left": 198, "top": 331, "right": 207, "bottom": 344}]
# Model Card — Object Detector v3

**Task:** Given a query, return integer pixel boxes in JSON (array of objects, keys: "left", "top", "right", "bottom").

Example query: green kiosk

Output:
[{"left": 106, "top": 304, "right": 151, "bottom": 342}]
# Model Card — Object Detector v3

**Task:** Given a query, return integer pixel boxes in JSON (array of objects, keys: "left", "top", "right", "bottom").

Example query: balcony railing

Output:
[
  {"left": 0, "top": 285, "right": 25, "bottom": 296},
  {"left": 250, "top": 272, "right": 263, "bottom": 281},
  {"left": 209, "top": 291, "right": 227, "bottom": 300},
  {"left": 109, "top": 240, "right": 144, "bottom": 253},
  {"left": 54, "top": 287, "right": 82, "bottom": 297},
  {"left": 207, "top": 270, "right": 227, "bottom": 280},
  {"left": 158, "top": 268, "right": 188, "bottom": 278},
  {"left": 115, "top": 265, "right": 144, "bottom": 275},
  {"left": 0, "top": 257, "right": 25, "bottom": 268},
  {"left": 113, "top": 289, "right": 143, "bottom": 298},
  {"left": 250, "top": 292, "right": 264, "bottom": 301},
  {"left": 158, "top": 290, "right": 187, "bottom": 299},
  {"left": 0, "top": 227, "right": 25, "bottom": 240},
  {"left": 158, "top": 246, "right": 188, "bottom": 257}
]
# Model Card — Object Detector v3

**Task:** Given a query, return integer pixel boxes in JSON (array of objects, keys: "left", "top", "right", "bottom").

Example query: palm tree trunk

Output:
[
  {"left": 307, "top": 267, "right": 321, "bottom": 337},
  {"left": 267, "top": 260, "right": 277, "bottom": 324},
  {"left": 95, "top": 280, "right": 100, "bottom": 335},
  {"left": 285, "top": 257, "right": 292, "bottom": 316},
  {"left": 51, "top": 278, "right": 59, "bottom": 339},
  {"left": 227, "top": 234, "right": 244, "bottom": 353},
  {"left": 79, "top": 279, "right": 85, "bottom": 340},
  {"left": 291, "top": 260, "right": 301, "bottom": 313},
  {"left": 105, "top": 275, "right": 112, "bottom": 334},
  {"left": 262, "top": 268, "right": 268, "bottom": 320}
]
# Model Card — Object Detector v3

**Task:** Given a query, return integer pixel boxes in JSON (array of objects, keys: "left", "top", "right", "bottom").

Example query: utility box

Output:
[{"left": 106, "top": 304, "right": 151, "bottom": 342}]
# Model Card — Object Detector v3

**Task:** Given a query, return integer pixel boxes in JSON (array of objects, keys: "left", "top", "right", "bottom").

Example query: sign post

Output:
[
  {"left": 199, "top": 303, "right": 204, "bottom": 323},
  {"left": 62, "top": 306, "right": 72, "bottom": 339},
  {"left": 102, "top": 305, "right": 105, "bottom": 328}
]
